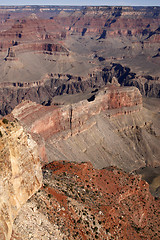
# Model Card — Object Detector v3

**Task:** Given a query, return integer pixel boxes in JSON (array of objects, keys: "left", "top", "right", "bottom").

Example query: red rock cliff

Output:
[
  {"left": 12, "top": 86, "right": 142, "bottom": 141},
  {"left": 11, "top": 85, "right": 160, "bottom": 172}
]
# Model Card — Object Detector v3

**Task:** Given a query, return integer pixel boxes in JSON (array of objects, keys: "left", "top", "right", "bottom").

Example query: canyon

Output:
[
  {"left": 0, "top": 6, "right": 159, "bottom": 116},
  {"left": 11, "top": 86, "right": 160, "bottom": 190},
  {"left": 0, "top": 5, "right": 160, "bottom": 240},
  {"left": 0, "top": 83, "right": 159, "bottom": 239}
]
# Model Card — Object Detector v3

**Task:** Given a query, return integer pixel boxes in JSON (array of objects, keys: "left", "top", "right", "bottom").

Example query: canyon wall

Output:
[
  {"left": 12, "top": 86, "right": 142, "bottom": 140},
  {"left": 54, "top": 6, "right": 160, "bottom": 39},
  {"left": 0, "top": 118, "right": 42, "bottom": 240},
  {"left": 0, "top": 6, "right": 159, "bottom": 239},
  {"left": 1, "top": 62, "right": 157, "bottom": 117},
  {"left": 0, "top": 6, "right": 159, "bottom": 49},
  {"left": 12, "top": 86, "right": 160, "bottom": 172},
  {"left": 0, "top": 5, "right": 159, "bottom": 112}
]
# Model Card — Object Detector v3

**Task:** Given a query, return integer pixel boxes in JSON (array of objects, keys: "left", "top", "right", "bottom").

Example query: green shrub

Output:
[
  {"left": 11, "top": 122, "right": 14, "bottom": 127},
  {"left": 93, "top": 227, "right": 98, "bottom": 232},
  {"left": 48, "top": 193, "right": 52, "bottom": 198},
  {"left": 2, "top": 118, "right": 8, "bottom": 124}
]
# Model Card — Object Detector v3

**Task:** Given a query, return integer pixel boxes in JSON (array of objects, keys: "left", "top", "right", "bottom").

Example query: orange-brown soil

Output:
[{"left": 12, "top": 161, "right": 160, "bottom": 240}]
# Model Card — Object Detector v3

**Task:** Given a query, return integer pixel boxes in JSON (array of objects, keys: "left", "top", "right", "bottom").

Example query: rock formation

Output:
[
  {"left": 124, "top": 75, "right": 160, "bottom": 98},
  {"left": 4, "top": 48, "right": 17, "bottom": 61},
  {"left": 19, "top": 86, "right": 142, "bottom": 139},
  {"left": 0, "top": 5, "right": 159, "bottom": 109},
  {"left": 0, "top": 118, "right": 42, "bottom": 240},
  {"left": 0, "top": 63, "right": 150, "bottom": 116},
  {"left": 11, "top": 161, "right": 160, "bottom": 240},
  {"left": 11, "top": 86, "right": 160, "bottom": 172},
  {"left": 0, "top": 5, "right": 159, "bottom": 240}
]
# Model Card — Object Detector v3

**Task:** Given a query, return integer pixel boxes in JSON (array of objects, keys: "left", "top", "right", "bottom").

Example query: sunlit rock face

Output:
[
  {"left": 0, "top": 118, "right": 42, "bottom": 240},
  {"left": 12, "top": 86, "right": 142, "bottom": 140},
  {"left": 12, "top": 85, "right": 160, "bottom": 172},
  {"left": 0, "top": 6, "right": 159, "bottom": 116},
  {"left": 11, "top": 161, "right": 160, "bottom": 240}
]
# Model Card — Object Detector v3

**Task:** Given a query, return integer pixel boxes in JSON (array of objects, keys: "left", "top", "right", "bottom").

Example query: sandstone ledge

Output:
[{"left": 0, "top": 119, "right": 42, "bottom": 240}]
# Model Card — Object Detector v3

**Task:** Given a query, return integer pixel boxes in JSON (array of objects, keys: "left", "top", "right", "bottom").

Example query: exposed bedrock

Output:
[
  {"left": 13, "top": 86, "right": 142, "bottom": 139},
  {"left": 0, "top": 63, "right": 159, "bottom": 117},
  {"left": 0, "top": 119, "right": 42, "bottom": 240},
  {"left": 3, "top": 43, "right": 69, "bottom": 55},
  {"left": 11, "top": 161, "right": 160, "bottom": 240},
  {"left": 0, "top": 6, "right": 159, "bottom": 55},
  {"left": 52, "top": 6, "right": 160, "bottom": 38},
  {"left": 12, "top": 86, "right": 160, "bottom": 172},
  {"left": 0, "top": 17, "right": 67, "bottom": 51},
  {"left": 0, "top": 6, "right": 159, "bottom": 57},
  {"left": 124, "top": 76, "right": 160, "bottom": 98},
  {"left": 0, "top": 7, "right": 159, "bottom": 110}
]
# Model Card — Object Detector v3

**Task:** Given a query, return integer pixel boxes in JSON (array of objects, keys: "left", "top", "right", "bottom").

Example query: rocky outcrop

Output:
[
  {"left": 0, "top": 6, "right": 159, "bottom": 55},
  {"left": 0, "top": 118, "right": 42, "bottom": 240},
  {"left": 11, "top": 85, "right": 160, "bottom": 172},
  {"left": 4, "top": 48, "right": 17, "bottom": 61},
  {"left": 12, "top": 86, "right": 142, "bottom": 141},
  {"left": 0, "top": 61, "right": 159, "bottom": 117},
  {"left": 11, "top": 161, "right": 160, "bottom": 240},
  {"left": 124, "top": 75, "right": 160, "bottom": 98},
  {"left": 0, "top": 63, "right": 137, "bottom": 116},
  {"left": 0, "top": 6, "right": 159, "bottom": 42},
  {"left": 4, "top": 42, "right": 68, "bottom": 55},
  {"left": 0, "top": 17, "right": 67, "bottom": 51},
  {"left": 53, "top": 6, "right": 160, "bottom": 38},
  {"left": 102, "top": 63, "right": 160, "bottom": 98},
  {"left": 0, "top": 6, "right": 159, "bottom": 101}
]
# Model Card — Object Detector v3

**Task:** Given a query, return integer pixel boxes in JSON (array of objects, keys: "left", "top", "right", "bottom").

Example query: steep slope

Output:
[
  {"left": 11, "top": 86, "right": 160, "bottom": 172},
  {"left": 0, "top": 118, "right": 42, "bottom": 240},
  {"left": 0, "top": 62, "right": 160, "bottom": 117},
  {"left": 11, "top": 161, "right": 160, "bottom": 240},
  {"left": 0, "top": 5, "right": 159, "bottom": 105}
]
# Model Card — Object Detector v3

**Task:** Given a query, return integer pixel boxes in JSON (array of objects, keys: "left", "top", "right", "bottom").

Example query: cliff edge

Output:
[
  {"left": 12, "top": 86, "right": 160, "bottom": 172},
  {"left": 0, "top": 118, "right": 42, "bottom": 240}
]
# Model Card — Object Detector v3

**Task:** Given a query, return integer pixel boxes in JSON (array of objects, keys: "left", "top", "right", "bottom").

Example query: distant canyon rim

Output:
[{"left": 0, "top": 5, "right": 159, "bottom": 115}]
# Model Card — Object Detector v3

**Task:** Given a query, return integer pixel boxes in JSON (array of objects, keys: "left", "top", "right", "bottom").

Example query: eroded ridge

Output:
[{"left": 12, "top": 86, "right": 142, "bottom": 140}]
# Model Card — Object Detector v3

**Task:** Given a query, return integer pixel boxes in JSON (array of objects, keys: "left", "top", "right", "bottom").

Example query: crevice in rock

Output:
[
  {"left": 87, "top": 94, "right": 95, "bottom": 102},
  {"left": 82, "top": 28, "right": 87, "bottom": 36},
  {"left": 69, "top": 105, "right": 73, "bottom": 136}
]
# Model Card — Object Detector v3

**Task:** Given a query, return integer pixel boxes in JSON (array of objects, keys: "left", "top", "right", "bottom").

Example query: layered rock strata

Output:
[
  {"left": 0, "top": 118, "right": 42, "bottom": 240},
  {"left": 12, "top": 85, "right": 160, "bottom": 172},
  {"left": 0, "top": 6, "right": 159, "bottom": 107},
  {"left": 0, "top": 62, "right": 159, "bottom": 117},
  {"left": 0, "top": 6, "right": 159, "bottom": 50},
  {"left": 12, "top": 86, "right": 142, "bottom": 140}
]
